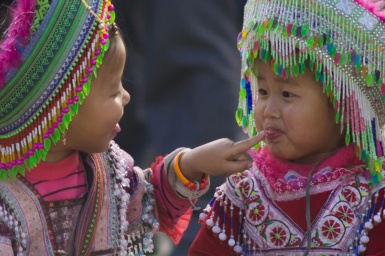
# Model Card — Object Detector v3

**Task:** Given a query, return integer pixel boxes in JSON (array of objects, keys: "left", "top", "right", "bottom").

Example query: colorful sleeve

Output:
[
  {"left": 150, "top": 149, "right": 195, "bottom": 245},
  {"left": 114, "top": 142, "right": 210, "bottom": 246},
  {"left": 161, "top": 148, "right": 210, "bottom": 200}
]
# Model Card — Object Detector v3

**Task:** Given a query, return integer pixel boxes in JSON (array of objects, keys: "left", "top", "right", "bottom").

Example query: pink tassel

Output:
[
  {"left": 355, "top": 0, "right": 385, "bottom": 22},
  {"left": 0, "top": 0, "right": 36, "bottom": 90}
]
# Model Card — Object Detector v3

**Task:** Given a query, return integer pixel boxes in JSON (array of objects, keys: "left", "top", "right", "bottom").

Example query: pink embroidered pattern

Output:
[
  {"left": 249, "top": 147, "right": 366, "bottom": 196},
  {"left": 259, "top": 164, "right": 364, "bottom": 195},
  {"left": 355, "top": 0, "right": 385, "bottom": 22},
  {"left": 0, "top": 0, "right": 36, "bottom": 88}
]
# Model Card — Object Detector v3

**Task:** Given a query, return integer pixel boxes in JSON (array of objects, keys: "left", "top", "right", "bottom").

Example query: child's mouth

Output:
[{"left": 265, "top": 128, "right": 282, "bottom": 140}]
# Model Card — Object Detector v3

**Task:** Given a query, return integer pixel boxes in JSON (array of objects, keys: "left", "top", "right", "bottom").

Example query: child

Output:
[
  {"left": 190, "top": 0, "right": 385, "bottom": 255},
  {"left": 0, "top": 0, "right": 262, "bottom": 255}
]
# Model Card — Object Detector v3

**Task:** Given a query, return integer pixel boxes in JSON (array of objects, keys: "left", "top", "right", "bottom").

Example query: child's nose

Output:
[
  {"left": 122, "top": 88, "right": 130, "bottom": 106},
  {"left": 263, "top": 99, "right": 280, "bottom": 118}
]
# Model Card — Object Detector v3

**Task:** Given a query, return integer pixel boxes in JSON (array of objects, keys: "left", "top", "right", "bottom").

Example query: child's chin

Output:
[
  {"left": 83, "top": 141, "right": 111, "bottom": 154},
  {"left": 98, "top": 143, "right": 111, "bottom": 153},
  {"left": 268, "top": 148, "right": 291, "bottom": 161}
]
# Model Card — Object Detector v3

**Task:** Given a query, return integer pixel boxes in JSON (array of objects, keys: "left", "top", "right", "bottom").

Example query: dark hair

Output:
[{"left": 104, "top": 23, "right": 126, "bottom": 59}]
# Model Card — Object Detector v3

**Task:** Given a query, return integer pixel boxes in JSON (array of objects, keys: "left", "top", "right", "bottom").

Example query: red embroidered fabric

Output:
[{"left": 189, "top": 146, "right": 385, "bottom": 255}]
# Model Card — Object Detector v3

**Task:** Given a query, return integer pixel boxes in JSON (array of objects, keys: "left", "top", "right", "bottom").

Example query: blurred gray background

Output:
[{"left": 114, "top": 1, "right": 247, "bottom": 255}]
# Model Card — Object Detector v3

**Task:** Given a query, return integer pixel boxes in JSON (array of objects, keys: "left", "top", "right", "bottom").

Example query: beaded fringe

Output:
[
  {"left": 199, "top": 187, "right": 385, "bottom": 255},
  {"left": 236, "top": 0, "right": 385, "bottom": 183},
  {"left": 0, "top": 0, "right": 115, "bottom": 181},
  {"left": 108, "top": 142, "right": 159, "bottom": 256}
]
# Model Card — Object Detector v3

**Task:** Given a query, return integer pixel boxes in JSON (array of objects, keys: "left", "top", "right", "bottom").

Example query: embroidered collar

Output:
[{"left": 249, "top": 146, "right": 366, "bottom": 196}]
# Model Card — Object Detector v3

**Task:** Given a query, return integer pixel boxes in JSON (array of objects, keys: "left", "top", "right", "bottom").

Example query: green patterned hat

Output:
[
  {"left": 0, "top": 0, "right": 116, "bottom": 179},
  {"left": 236, "top": 0, "right": 385, "bottom": 183}
]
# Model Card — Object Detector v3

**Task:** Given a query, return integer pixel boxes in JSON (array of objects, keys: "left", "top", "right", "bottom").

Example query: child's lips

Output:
[
  {"left": 112, "top": 123, "right": 121, "bottom": 134},
  {"left": 265, "top": 128, "right": 282, "bottom": 140}
]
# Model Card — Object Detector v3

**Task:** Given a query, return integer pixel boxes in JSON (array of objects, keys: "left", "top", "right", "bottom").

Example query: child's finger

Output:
[
  {"left": 222, "top": 160, "right": 253, "bottom": 175},
  {"left": 235, "top": 152, "right": 252, "bottom": 161},
  {"left": 232, "top": 131, "right": 265, "bottom": 154}
]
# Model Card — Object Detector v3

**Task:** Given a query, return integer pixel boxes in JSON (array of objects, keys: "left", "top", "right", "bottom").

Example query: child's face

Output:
[
  {"left": 65, "top": 36, "right": 130, "bottom": 153},
  {"left": 253, "top": 58, "right": 343, "bottom": 163}
]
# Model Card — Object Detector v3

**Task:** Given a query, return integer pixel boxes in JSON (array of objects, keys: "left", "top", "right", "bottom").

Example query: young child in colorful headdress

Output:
[
  {"left": 0, "top": 1, "right": 264, "bottom": 255},
  {"left": 190, "top": 0, "right": 385, "bottom": 255}
]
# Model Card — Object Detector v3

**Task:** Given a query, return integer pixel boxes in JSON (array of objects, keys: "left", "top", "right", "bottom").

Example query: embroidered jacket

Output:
[
  {"left": 0, "top": 142, "right": 205, "bottom": 255},
  {"left": 190, "top": 146, "right": 385, "bottom": 256}
]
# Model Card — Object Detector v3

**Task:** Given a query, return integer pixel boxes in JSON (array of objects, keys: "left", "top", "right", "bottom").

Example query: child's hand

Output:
[{"left": 179, "top": 131, "right": 265, "bottom": 180}]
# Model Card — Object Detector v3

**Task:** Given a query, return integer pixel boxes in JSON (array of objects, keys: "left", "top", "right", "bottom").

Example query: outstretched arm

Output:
[{"left": 146, "top": 132, "right": 265, "bottom": 245}]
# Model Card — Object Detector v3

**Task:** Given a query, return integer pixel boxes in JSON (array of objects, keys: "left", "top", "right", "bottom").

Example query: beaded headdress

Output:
[
  {"left": 236, "top": 0, "right": 385, "bottom": 183},
  {"left": 0, "top": 0, "right": 116, "bottom": 180}
]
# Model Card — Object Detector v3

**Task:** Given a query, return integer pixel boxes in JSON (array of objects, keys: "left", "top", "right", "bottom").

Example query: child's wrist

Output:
[
  {"left": 179, "top": 150, "right": 203, "bottom": 180},
  {"left": 174, "top": 150, "right": 208, "bottom": 192}
]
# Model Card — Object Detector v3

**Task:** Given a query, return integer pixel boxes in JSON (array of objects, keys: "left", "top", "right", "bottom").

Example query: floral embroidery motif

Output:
[
  {"left": 358, "top": 183, "right": 370, "bottom": 197},
  {"left": 311, "top": 237, "right": 323, "bottom": 247},
  {"left": 265, "top": 222, "right": 290, "bottom": 248},
  {"left": 238, "top": 178, "right": 254, "bottom": 198},
  {"left": 288, "top": 235, "right": 301, "bottom": 247},
  {"left": 333, "top": 202, "right": 355, "bottom": 225},
  {"left": 230, "top": 172, "right": 249, "bottom": 189},
  {"left": 222, "top": 167, "right": 373, "bottom": 253},
  {"left": 258, "top": 162, "right": 360, "bottom": 195},
  {"left": 320, "top": 216, "right": 344, "bottom": 242},
  {"left": 246, "top": 201, "right": 269, "bottom": 225},
  {"left": 341, "top": 185, "right": 361, "bottom": 207}
]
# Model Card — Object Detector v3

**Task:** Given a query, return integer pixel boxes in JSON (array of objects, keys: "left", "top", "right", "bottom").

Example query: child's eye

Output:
[
  {"left": 282, "top": 91, "right": 295, "bottom": 98},
  {"left": 257, "top": 88, "right": 267, "bottom": 96}
]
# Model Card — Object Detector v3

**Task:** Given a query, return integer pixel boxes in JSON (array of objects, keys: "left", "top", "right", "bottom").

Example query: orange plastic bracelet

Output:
[
  {"left": 173, "top": 150, "right": 208, "bottom": 191},
  {"left": 174, "top": 151, "right": 190, "bottom": 184}
]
